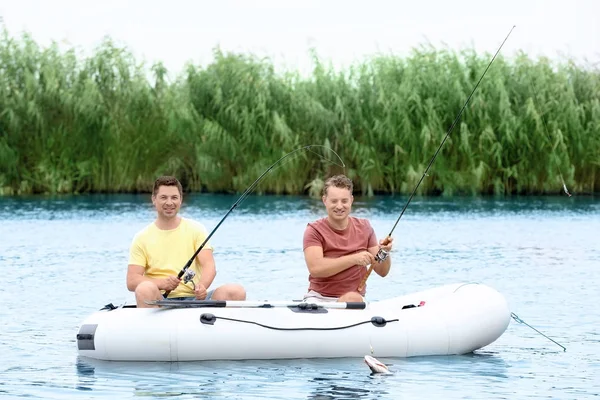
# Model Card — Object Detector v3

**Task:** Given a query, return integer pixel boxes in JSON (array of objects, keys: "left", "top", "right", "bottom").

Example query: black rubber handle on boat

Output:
[
  {"left": 206, "top": 301, "right": 227, "bottom": 307},
  {"left": 345, "top": 302, "right": 366, "bottom": 309},
  {"left": 159, "top": 300, "right": 227, "bottom": 307}
]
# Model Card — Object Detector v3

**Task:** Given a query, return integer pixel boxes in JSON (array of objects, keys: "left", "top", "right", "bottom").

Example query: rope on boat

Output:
[{"left": 199, "top": 314, "right": 399, "bottom": 331}]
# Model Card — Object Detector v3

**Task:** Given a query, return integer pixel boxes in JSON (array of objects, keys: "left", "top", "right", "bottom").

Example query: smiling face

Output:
[
  {"left": 152, "top": 185, "right": 182, "bottom": 220},
  {"left": 322, "top": 186, "right": 353, "bottom": 227}
]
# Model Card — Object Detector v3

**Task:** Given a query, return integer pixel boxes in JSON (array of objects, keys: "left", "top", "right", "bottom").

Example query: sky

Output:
[{"left": 1, "top": 0, "right": 598, "bottom": 78}]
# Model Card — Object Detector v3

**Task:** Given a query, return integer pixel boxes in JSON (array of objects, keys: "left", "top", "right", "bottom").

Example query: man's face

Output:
[
  {"left": 152, "top": 185, "right": 182, "bottom": 219},
  {"left": 322, "top": 186, "right": 353, "bottom": 222}
]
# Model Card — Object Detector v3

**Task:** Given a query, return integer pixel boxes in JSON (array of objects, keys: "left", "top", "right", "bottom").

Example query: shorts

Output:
[
  {"left": 168, "top": 289, "right": 215, "bottom": 301},
  {"left": 302, "top": 290, "right": 340, "bottom": 303}
]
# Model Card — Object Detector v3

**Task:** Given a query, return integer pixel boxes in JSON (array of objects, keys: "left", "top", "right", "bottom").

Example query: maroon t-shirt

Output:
[{"left": 303, "top": 216, "right": 377, "bottom": 297}]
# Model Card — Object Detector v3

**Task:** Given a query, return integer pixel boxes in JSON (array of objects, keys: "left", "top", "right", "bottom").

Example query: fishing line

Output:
[
  {"left": 529, "top": 80, "right": 572, "bottom": 196},
  {"left": 511, "top": 312, "right": 566, "bottom": 351},
  {"left": 358, "top": 25, "right": 517, "bottom": 292},
  {"left": 164, "top": 145, "right": 345, "bottom": 298}
]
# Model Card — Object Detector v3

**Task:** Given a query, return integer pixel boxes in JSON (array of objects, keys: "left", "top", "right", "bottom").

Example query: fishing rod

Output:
[
  {"left": 358, "top": 25, "right": 517, "bottom": 292},
  {"left": 164, "top": 145, "right": 345, "bottom": 298},
  {"left": 529, "top": 80, "right": 572, "bottom": 196}
]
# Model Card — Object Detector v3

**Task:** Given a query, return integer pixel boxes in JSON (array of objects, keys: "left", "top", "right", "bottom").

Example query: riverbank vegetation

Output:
[{"left": 0, "top": 30, "right": 598, "bottom": 196}]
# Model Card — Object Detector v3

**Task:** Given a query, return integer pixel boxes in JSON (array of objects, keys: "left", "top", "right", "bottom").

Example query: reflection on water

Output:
[
  {"left": 74, "top": 360, "right": 95, "bottom": 392},
  {"left": 307, "top": 375, "right": 391, "bottom": 399},
  {"left": 74, "top": 352, "right": 511, "bottom": 399}
]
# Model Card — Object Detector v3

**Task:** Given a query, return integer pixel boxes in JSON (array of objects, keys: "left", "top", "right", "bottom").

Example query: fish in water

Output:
[{"left": 364, "top": 355, "right": 392, "bottom": 374}]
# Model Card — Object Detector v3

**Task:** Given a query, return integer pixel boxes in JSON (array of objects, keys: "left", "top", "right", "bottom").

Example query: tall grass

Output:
[{"left": 0, "top": 30, "right": 598, "bottom": 196}]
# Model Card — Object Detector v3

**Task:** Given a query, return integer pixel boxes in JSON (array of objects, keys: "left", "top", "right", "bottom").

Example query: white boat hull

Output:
[{"left": 76, "top": 283, "right": 510, "bottom": 361}]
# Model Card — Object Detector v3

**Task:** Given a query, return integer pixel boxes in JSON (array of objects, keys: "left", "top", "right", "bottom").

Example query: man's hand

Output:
[
  {"left": 355, "top": 251, "right": 376, "bottom": 267},
  {"left": 194, "top": 283, "right": 208, "bottom": 300},
  {"left": 379, "top": 236, "right": 394, "bottom": 252},
  {"left": 159, "top": 276, "right": 181, "bottom": 291}
]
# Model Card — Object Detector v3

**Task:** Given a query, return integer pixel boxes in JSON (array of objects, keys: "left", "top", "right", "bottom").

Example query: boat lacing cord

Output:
[
  {"left": 200, "top": 313, "right": 399, "bottom": 331},
  {"left": 452, "top": 282, "right": 479, "bottom": 292}
]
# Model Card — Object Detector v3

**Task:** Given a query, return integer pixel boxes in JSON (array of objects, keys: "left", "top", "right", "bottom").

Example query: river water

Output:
[{"left": 0, "top": 193, "right": 598, "bottom": 399}]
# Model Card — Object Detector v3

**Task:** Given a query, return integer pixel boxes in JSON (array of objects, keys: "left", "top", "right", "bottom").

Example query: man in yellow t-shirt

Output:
[{"left": 126, "top": 176, "right": 247, "bottom": 308}]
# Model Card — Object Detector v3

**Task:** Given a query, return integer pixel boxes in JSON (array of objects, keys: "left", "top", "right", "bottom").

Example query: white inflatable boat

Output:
[{"left": 76, "top": 282, "right": 510, "bottom": 362}]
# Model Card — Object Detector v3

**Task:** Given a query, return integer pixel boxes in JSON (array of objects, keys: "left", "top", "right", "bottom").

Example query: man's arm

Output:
[
  {"left": 126, "top": 264, "right": 147, "bottom": 291},
  {"left": 126, "top": 264, "right": 178, "bottom": 292},
  {"left": 371, "top": 236, "right": 393, "bottom": 277},
  {"left": 195, "top": 249, "right": 216, "bottom": 289},
  {"left": 304, "top": 246, "right": 375, "bottom": 278}
]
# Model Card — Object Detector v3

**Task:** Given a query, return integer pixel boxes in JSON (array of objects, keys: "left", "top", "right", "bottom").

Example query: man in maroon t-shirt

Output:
[{"left": 303, "top": 174, "right": 394, "bottom": 302}]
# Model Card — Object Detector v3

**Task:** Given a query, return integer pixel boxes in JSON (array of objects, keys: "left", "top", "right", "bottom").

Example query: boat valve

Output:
[
  {"left": 200, "top": 313, "right": 216, "bottom": 325},
  {"left": 370, "top": 316, "right": 387, "bottom": 327}
]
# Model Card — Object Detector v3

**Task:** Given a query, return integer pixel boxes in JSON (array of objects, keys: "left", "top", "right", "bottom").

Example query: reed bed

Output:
[{"left": 1, "top": 30, "right": 598, "bottom": 196}]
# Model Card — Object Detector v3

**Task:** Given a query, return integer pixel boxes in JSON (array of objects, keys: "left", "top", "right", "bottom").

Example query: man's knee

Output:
[
  {"left": 213, "top": 283, "right": 246, "bottom": 300},
  {"left": 135, "top": 280, "right": 159, "bottom": 296},
  {"left": 135, "top": 281, "right": 161, "bottom": 307},
  {"left": 338, "top": 292, "right": 364, "bottom": 303}
]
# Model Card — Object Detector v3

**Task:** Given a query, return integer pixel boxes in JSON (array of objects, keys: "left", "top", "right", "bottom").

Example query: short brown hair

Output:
[
  {"left": 323, "top": 174, "right": 353, "bottom": 196},
  {"left": 152, "top": 176, "right": 183, "bottom": 197}
]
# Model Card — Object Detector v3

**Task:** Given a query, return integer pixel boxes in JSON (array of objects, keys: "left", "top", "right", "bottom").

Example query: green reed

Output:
[{"left": 0, "top": 30, "right": 598, "bottom": 196}]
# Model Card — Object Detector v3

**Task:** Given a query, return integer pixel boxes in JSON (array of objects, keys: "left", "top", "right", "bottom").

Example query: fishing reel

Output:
[
  {"left": 182, "top": 269, "right": 196, "bottom": 285},
  {"left": 375, "top": 248, "right": 389, "bottom": 263}
]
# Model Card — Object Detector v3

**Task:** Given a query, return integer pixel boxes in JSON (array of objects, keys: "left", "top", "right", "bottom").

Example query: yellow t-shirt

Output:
[{"left": 128, "top": 217, "right": 213, "bottom": 298}]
